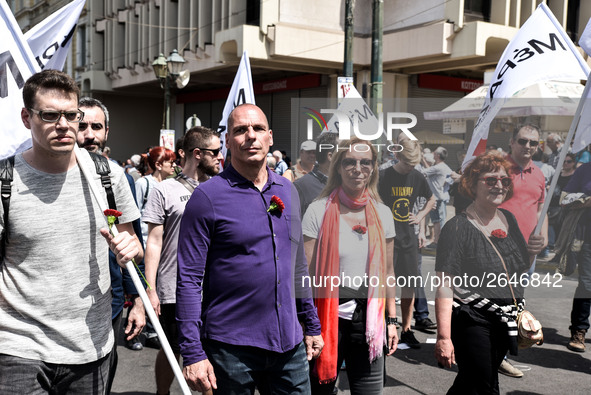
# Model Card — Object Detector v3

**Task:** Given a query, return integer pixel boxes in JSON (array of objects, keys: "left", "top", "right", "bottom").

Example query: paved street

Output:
[{"left": 111, "top": 253, "right": 591, "bottom": 394}]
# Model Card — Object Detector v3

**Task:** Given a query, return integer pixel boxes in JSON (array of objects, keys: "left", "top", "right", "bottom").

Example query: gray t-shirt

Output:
[
  {"left": 135, "top": 174, "right": 158, "bottom": 247},
  {"left": 142, "top": 176, "right": 198, "bottom": 304},
  {"left": 0, "top": 150, "right": 140, "bottom": 364},
  {"left": 422, "top": 162, "right": 452, "bottom": 201}
]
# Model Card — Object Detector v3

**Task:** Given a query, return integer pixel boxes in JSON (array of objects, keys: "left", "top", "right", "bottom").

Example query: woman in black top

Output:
[{"left": 434, "top": 151, "right": 544, "bottom": 394}]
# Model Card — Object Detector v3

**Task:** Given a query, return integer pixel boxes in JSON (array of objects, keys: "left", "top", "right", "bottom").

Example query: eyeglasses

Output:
[
  {"left": 79, "top": 122, "right": 104, "bottom": 131},
  {"left": 28, "top": 108, "right": 84, "bottom": 123},
  {"left": 479, "top": 176, "right": 512, "bottom": 187},
  {"left": 195, "top": 147, "right": 222, "bottom": 156},
  {"left": 564, "top": 159, "right": 574, "bottom": 164},
  {"left": 516, "top": 138, "right": 539, "bottom": 147},
  {"left": 341, "top": 158, "right": 374, "bottom": 172}
]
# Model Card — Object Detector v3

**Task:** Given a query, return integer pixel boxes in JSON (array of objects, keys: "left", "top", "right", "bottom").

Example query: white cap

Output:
[{"left": 300, "top": 140, "right": 317, "bottom": 151}]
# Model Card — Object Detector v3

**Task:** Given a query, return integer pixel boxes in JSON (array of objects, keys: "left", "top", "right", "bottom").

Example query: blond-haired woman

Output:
[{"left": 302, "top": 138, "right": 397, "bottom": 395}]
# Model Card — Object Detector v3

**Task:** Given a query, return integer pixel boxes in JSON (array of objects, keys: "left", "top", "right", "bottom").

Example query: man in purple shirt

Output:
[{"left": 177, "top": 104, "right": 323, "bottom": 393}]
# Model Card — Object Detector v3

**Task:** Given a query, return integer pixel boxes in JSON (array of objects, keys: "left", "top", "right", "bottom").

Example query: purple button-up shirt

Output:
[{"left": 176, "top": 165, "right": 321, "bottom": 366}]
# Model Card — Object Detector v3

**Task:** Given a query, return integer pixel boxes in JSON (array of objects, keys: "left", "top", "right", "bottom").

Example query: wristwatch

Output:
[{"left": 386, "top": 317, "right": 398, "bottom": 325}]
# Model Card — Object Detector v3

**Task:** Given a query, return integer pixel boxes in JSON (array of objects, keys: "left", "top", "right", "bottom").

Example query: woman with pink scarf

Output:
[{"left": 302, "top": 138, "right": 398, "bottom": 395}]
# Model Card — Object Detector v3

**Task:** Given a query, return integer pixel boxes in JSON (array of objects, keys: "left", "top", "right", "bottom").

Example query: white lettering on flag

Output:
[{"left": 462, "top": 3, "right": 590, "bottom": 169}]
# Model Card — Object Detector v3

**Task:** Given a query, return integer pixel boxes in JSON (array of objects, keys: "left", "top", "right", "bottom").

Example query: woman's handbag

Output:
[
  {"left": 516, "top": 309, "right": 544, "bottom": 348},
  {"left": 472, "top": 216, "right": 544, "bottom": 349}
]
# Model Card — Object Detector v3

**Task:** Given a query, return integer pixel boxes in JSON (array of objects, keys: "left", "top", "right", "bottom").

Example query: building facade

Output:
[{"left": 10, "top": 0, "right": 591, "bottom": 163}]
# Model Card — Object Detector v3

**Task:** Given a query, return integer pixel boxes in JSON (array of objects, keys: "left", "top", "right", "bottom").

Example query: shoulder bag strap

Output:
[
  {"left": 175, "top": 174, "right": 195, "bottom": 194},
  {"left": 469, "top": 213, "right": 518, "bottom": 307}
]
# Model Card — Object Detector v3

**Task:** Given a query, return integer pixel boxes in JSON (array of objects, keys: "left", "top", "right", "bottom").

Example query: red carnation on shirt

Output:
[
  {"left": 352, "top": 225, "right": 367, "bottom": 235},
  {"left": 491, "top": 229, "right": 507, "bottom": 239},
  {"left": 267, "top": 195, "right": 285, "bottom": 213}
]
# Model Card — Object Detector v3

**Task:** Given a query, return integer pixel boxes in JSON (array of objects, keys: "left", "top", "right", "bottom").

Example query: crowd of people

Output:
[{"left": 1, "top": 69, "right": 590, "bottom": 395}]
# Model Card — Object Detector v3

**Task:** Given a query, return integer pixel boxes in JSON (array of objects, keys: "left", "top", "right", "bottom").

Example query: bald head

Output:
[{"left": 227, "top": 104, "right": 269, "bottom": 136}]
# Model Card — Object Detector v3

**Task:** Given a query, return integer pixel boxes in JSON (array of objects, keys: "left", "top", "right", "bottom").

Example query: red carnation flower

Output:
[
  {"left": 491, "top": 229, "right": 507, "bottom": 239},
  {"left": 104, "top": 209, "right": 122, "bottom": 218},
  {"left": 267, "top": 195, "right": 285, "bottom": 213},
  {"left": 352, "top": 225, "right": 367, "bottom": 235}
]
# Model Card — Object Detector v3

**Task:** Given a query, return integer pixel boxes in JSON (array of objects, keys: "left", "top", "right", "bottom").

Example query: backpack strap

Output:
[
  {"left": 0, "top": 156, "right": 15, "bottom": 260},
  {"left": 88, "top": 152, "right": 118, "bottom": 219},
  {"left": 142, "top": 178, "right": 150, "bottom": 209}
]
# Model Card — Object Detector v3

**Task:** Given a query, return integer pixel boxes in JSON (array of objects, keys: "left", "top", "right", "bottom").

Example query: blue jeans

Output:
[
  {"left": 570, "top": 242, "right": 591, "bottom": 331},
  {"left": 0, "top": 353, "right": 110, "bottom": 395},
  {"left": 414, "top": 252, "right": 429, "bottom": 321},
  {"left": 202, "top": 339, "right": 311, "bottom": 395},
  {"left": 429, "top": 199, "right": 447, "bottom": 226}
]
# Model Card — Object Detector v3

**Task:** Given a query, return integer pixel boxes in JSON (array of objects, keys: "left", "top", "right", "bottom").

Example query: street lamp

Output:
[{"left": 152, "top": 49, "right": 186, "bottom": 130}]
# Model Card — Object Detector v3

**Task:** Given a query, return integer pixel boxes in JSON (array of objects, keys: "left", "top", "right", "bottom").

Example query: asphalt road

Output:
[{"left": 111, "top": 253, "right": 591, "bottom": 394}]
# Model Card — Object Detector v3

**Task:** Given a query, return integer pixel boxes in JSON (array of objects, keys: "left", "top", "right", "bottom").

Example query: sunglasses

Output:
[
  {"left": 195, "top": 147, "right": 222, "bottom": 156},
  {"left": 79, "top": 122, "right": 104, "bottom": 131},
  {"left": 516, "top": 138, "right": 539, "bottom": 147},
  {"left": 480, "top": 176, "right": 512, "bottom": 187},
  {"left": 28, "top": 108, "right": 84, "bottom": 123},
  {"left": 341, "top": 158, "right": 374, "bottom": 171}
]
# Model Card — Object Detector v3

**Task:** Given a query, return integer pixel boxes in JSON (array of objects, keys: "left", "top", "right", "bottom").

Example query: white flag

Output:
[
  {"left": 217, "top": 51, "right": 255, "bottom": 160},
  {"left": 320, "top": 86, "right": 382, "bottom": 140},
  {"left": 571, "top": 18, "right": 591, "bottom": 153},
  {"left": 24, "top": 0, "right": 86, "bottom": 71},
  {"left": 0, "top": 0, "right": 40, "bottom": 160},
  {"left": 462, "top": 3, "right": 590, "bottom": 169}
]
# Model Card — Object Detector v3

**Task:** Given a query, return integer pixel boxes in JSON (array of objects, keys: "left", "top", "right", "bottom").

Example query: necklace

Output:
[{"left": 470, "top": 206, "right": 496, "bottom": 230}]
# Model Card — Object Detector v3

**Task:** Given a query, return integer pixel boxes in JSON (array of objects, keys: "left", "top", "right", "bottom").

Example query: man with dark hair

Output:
[
  {"left": 0, "top": 70, "right": 142, "bottom": 394},
  {"left": 177, "top": 104, "right": 323, "bottom": 393},
  {"left": 144, "top": 126, "right": 223, "bottom": 395},
  {"left": 77, "top": 96, "right": 147, "bottom": 392},
  {"left": 294, "top": 132, "right": 338, "bottom": 216},
  {"left": 77, "top": 97, "right": 110, "bottom": 153}
]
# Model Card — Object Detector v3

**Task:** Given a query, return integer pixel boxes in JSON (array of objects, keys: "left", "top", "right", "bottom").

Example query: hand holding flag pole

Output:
[{"left": 73, "top": 145, "right": 191, "bottom": 395}]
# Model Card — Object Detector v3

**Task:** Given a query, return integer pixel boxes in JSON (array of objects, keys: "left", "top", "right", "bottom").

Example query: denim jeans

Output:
[
  {"left": 202, "top": 339, "right": 310, "bottom": 395},
  {"left": 414, "top": 252, "right": 430, "bottom": 321},
  {"left": 0, "top": 353, "right": 110, "bottom": 395},
  {"left": 570, "top": 242, "right": 591, "bottom": 331}
]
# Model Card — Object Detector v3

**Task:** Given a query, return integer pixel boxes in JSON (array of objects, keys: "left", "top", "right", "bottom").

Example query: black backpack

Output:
[{"left": 0, "top": 152, "right": 117, "bottom": 261}]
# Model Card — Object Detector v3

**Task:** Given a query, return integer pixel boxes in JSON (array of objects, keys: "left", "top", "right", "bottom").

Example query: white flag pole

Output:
[
  {"left": 73, "top": 145, "right": 191, "bottom": 395},
  {"left": 533, "top": 79, "right": 591, "bottom": 235}
]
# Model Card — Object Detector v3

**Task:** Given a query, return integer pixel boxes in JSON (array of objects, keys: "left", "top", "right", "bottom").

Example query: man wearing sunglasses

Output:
[
  {"left": 0, "top": 70, "right": 142, "bottom": 394},
  {"left": 143, "top": 126, "right": 222, "bottom": 395},
  {"left": 497, "top": 123, "right": 548, "bottom": 378}
]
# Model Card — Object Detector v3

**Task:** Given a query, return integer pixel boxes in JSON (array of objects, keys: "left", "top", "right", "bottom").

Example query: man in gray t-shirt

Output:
[
  {"left": 420, "top": 146, "right": 452, "bottom": 248},
  {"left": 0, "top": 70, "right": 142, "bottom": 394},
  {"left": 143, "top": 126, "right": 223, "bottom": 395}
]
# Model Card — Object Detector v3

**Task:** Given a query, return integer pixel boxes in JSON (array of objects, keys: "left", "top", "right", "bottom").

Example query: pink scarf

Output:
[{"left": 314, "top": 187, "right": 387, "bottom": 383}]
